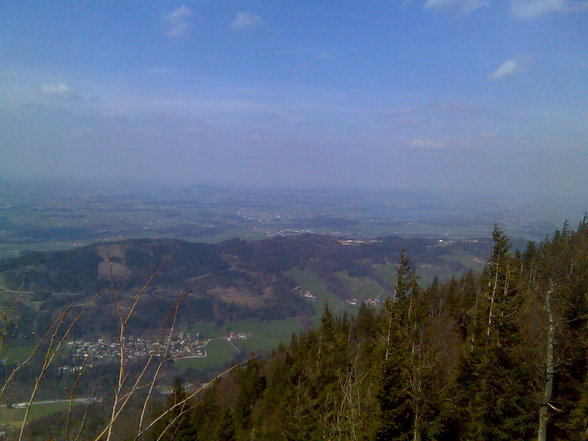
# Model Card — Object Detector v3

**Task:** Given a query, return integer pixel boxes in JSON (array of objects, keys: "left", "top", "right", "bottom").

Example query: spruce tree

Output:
[
  {"left": 151, "top": 377, "right": 195, "bottom": 441},
  {"left": 464, "top": 225, "right": 534, "bottom": 441}
]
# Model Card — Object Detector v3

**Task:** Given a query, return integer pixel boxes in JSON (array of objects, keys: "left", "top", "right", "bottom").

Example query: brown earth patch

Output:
[
  {"left": 97, "top": 261, "right": 133, "bottom": 279},
  {"left": 208, "top": 286, "right": 269, "bottom": 308},
  {"left": 96, "top": 244, "right": 129, "bottom": 261}
]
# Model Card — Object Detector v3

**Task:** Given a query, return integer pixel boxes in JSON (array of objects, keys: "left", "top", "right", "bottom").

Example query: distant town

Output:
[{"left": 57, "top": 331, "right": 250, "bottom": 373}]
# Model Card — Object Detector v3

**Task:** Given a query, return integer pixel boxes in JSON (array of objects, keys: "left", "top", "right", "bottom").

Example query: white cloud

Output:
[
  {"left": 230, "top": 12, "right": 263, "bottom": 30},
  {"left": 423, "top": 0, "right": 489, "bottom": 14},
  {"left": 489, "top": 56, "right": 532, "bottom": 80},
  {"left": 489, "top": 60, "right": 520, "bottom": 80},
  {"left": 39, "top": 82, "right": 77, "bottom": 99},
  {"left": 511, "top": 0, "right": 588, "bottom": 19},
  {"left": 408, "top": 138, "right": 445, "bottom": 148},
  {"left": 164, "top": 5, "right": 192, "bottom": 38}
]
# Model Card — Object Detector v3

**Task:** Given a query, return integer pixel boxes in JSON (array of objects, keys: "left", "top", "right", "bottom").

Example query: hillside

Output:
[
  {"left": 20, "top": 221, "right": 588, "bottom": 441},
  {"left": 0, "top": 234, "right": 490, "bottom": 338}
]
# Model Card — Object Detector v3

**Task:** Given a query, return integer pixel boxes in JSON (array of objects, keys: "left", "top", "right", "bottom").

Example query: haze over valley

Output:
[{"left": 0, "top": 0, "right": 586, "bottom": 439}]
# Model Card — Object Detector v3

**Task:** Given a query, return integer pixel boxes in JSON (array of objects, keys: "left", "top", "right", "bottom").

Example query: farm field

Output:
[
  {"left": 336, "top": 271, "right": 388, "bottom": 300},
  {"left": 187, "top": 322, "right": 225, "bottom": 339},
  {"left": 285, "top": 267, "right": 357, "bottom": 320},
  {"left": 0, "top": 401, "right": 83, "bottom": 428},
  {"left": 1, "top": 345, "right": 36, "bottom": 365},
  {"left": 439, "top": 250, "right": 486, "bottom": 273},
  {"left": 174, "top": 338, "right": 238, "bottom": 371},
  {"left": 373, "top": 263, "right": 397, "bottom": 286},
  {"left": 227, "top": 317, "right": 303, "bottom": 354}
]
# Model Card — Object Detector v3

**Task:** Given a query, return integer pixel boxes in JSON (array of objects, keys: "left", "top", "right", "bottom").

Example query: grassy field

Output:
[
  {"left": 174, "top": 338, "right": 238, "bottom": 371},
  {"left": 285, "top": 267, "right": 356, "bottom": 321},
  {"left": 285, "top": 267, "right": 339, "bottom": 306},
  {"left": 227, "top": 317, "right": 303, "bottom": 354},
  {"left": 1, "top": 345, "right": 36, "bottom": 364},
  {"left": 174, "top": 317, "right": 304, "bottom": 374},
  {"left": 336, "top": 271, "right": 389, "bottom": 300},
  {"left": 187, "top": 322, "right": 225, "bottom": 339},
  {"left": 439, "top": 250, "right": 486, "bottom": 273},
  {"left": 0, "top": 401, "right": 81, "bottom": 428},
  {"left": 373, "top": 263, "right": 397, "bottom": 286}
]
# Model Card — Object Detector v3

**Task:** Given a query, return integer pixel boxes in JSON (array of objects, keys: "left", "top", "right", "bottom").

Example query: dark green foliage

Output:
[
  {"left": 214, "top": 409, "right": 236, "bottom": 441},
  {"left": 233, "top": 359, "right": 266, "bottom": 436},
  {"left": 150, "top": 377, "right": 196, "bottom": 441},
  {"left": 180, "top": 222, "right": 587, "bottom": 441},
  {"left": 375, "top": 357, "right": 413, "bottom": 441}
]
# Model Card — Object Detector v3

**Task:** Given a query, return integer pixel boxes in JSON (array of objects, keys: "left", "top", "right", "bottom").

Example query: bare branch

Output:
[{"left": 131, "top": 356, "right": 258, "bottom": 441}]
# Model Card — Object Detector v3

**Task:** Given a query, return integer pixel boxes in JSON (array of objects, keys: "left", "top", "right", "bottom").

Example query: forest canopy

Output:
[{"left": 146, "top": 220, "right": 587, "bottom": 441}]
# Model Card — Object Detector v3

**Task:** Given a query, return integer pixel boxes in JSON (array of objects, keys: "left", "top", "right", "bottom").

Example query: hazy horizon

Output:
[{"left": 1, "top": 1, "right": 587, "bottom": 203}]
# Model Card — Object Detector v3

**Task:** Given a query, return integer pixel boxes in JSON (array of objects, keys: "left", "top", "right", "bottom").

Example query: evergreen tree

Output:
[
  {"left": 152, "top": 220, "right": 587, "bottom": 441},
  {"left": 464, "top": 225, "right": 534, "bottom": 441},
  {"left": 214, "top": 409, "right": 235, "bottom": 441},
  {"left": 151, "top": 377, "right": 195, "bottom": 441},
  {"left": 233, "top": 358, "right": 266, "bottom": 439}
]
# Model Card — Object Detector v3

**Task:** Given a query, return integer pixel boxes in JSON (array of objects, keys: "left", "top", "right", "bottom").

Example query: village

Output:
[
  {"left": 58, "top": 330, "right": 252, "bottom": 373},
  {"left": 59, "top": 332, "right": 208, "bottom": 372}
]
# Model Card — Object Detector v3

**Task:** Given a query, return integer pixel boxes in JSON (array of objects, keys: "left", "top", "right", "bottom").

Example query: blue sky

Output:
[{"left": 1, "top": 0, "right": 587, "bottom": 201}]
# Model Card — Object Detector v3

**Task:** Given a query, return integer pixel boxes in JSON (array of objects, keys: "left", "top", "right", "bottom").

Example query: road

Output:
[{"left": 0, "top": 397, "right": 96, "bottom": 408}]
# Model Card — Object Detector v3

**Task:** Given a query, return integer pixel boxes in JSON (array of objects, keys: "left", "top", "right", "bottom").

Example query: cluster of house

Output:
[
  {"left": 236, "top": 209, "right": 284, "bottom": 223},
  {"left": 272, "top": 228, "right": 315, "bottom": 236},
  {"left": 294, "top": 286, "right": 317, "bottom": 301},
  {"left": 338, "top": 239, "right": 382, "bottom": 246},
  {"left": 60, "top": 332, "right": 208, "bottom": 370},
  {"left": 345, "top": 297, "right": 382, "bottom": 306},
  {"left": 294, "top": 286, "right": 383, "bottom": 307},
  {"left": 362, "top": 297, "right": 382, "bottom": 306},
  {"left": 226, "top": 332, "right": 249, "bottom": 342}
]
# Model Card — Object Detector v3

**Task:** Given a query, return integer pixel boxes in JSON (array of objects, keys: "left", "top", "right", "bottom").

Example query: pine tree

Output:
[
  {"left": 464, "top": 225, "right": 534, "bottom": 441},
  {"left": 192, "top": 388, "right": 220, "bottom": 441},
  {"left": 375, "top": 251, "right": 421, "bottom": 441},
  {"left": 214, "top": 409, "right": 235, "bottom": 441},
  {"left": 233, "top": 358, "right": 266, "bottom": 438},
  {"left": 151, "top": 377, "right": 195, "bottom": 441}
]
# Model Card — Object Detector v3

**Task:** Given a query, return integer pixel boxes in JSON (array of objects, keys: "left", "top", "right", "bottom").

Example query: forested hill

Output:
[
  {"left": 0, "top": 234, "right": 490, "bottom": 337},
  {"left": 134, "top": 221, "right": 587, "bottom": 441},
  {"left": 0, "top": 235, "right": 486, "bottom": 292}
]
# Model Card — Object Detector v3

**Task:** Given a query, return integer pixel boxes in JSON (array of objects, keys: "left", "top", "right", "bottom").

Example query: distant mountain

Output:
[{"left": 175, "top": 183, "right": 235, "bottom": 199}]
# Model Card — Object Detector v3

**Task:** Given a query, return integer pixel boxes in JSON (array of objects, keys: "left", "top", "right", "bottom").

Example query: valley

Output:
[
  {"left": 0, "top": 180, "right": 568, "bottom": 260},
  {"left": 0, "top": 232, "right": 491, "bottom": 424},
  {"left": 0, "top": 180, "right": 582, "bottom": 435}
]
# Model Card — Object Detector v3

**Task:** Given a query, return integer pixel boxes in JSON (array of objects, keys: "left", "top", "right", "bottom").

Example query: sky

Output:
[{"left": 0, "top": 0, "right": 587, "bottom": 202}]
